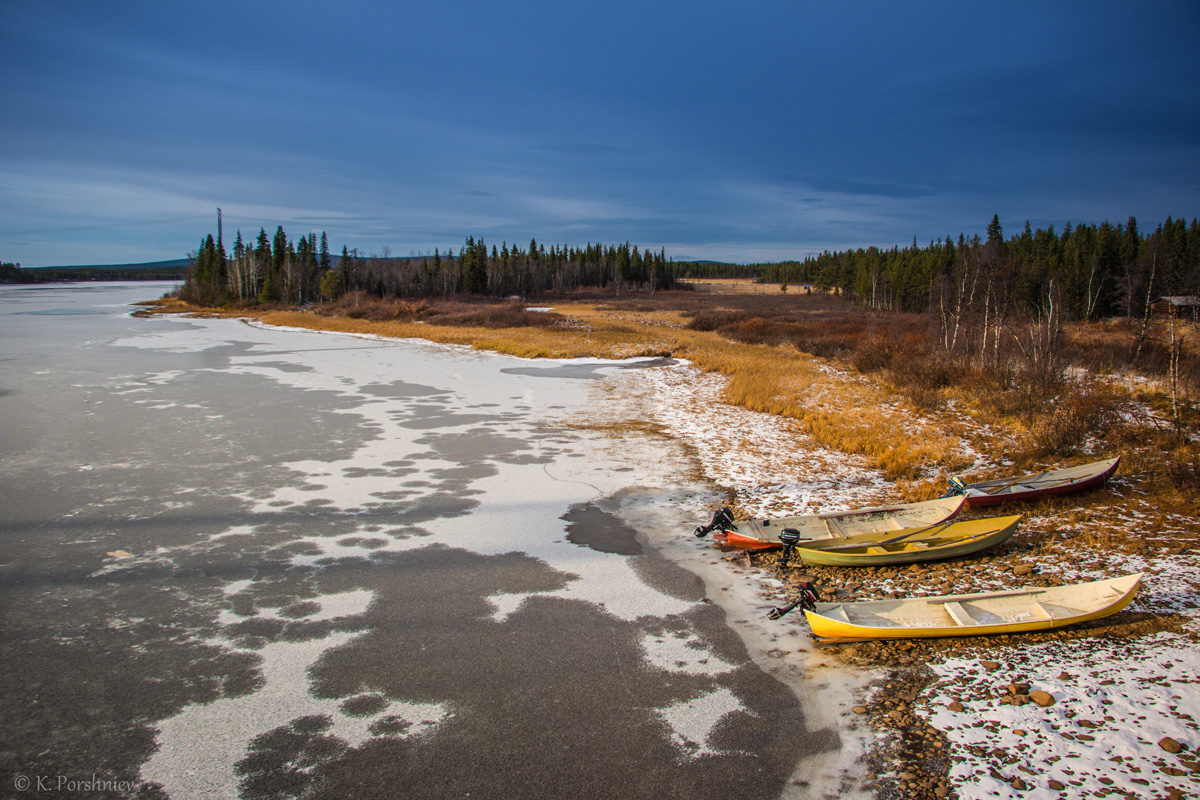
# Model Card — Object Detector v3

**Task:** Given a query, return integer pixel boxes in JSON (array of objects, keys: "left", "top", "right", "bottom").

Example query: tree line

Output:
[
  {"left": 759, "top": 215, "right": 1199, "bottom": 322},
  {"left": 183, "top": 228, "right": 680, "bottom": 305},
  {"left": 759, "top": 215, "right": 1197, "bottom": 393},
  {"left": 1, "top": 261, "right": 190, "bottom": 283}
]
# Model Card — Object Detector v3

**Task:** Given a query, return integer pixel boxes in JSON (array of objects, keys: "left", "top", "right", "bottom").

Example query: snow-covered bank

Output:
[{"left": 609, "top": 359, "right": 1199, "bottom": 799}]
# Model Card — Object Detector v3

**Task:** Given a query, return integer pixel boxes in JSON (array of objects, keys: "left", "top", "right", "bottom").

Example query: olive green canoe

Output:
[{"left": 792, "top": 514, "right": 1022, "bottom": 567}]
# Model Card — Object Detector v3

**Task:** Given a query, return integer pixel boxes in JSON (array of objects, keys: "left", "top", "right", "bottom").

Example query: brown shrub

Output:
[
  {"left": 850, "top": 337, "right": 894, "bottom": 373},
  {"left": 884, "top": 346, "right": 961, "bottom": 410},
  {"left": 315, "top": 292, "right": 435, "bottom": 321},
  {"left": 685, "top": 309, "right": 749, "bottom": 331},
  {"left": 785, "top": 319, "right": 865, "bottom": 358},
  {"left": 1166, "top": 446, "right": 1200, "bottom": 490},
  {"left": 1025, "top": 387, "right": 1120, "bottom": 457},
  {"left": 314, "top": 294, "right": 562, "bottom": 329},
  {"left": 426, "top": 305, "right": 561, "bottom": 329}
]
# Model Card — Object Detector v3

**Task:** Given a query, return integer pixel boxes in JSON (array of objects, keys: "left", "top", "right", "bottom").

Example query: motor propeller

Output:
[
  {"left": 693, "top": 506, "right": 734, "bottom": 538},
  {"left": 768, "top": 581, "right": 819, "bottom": 620}
]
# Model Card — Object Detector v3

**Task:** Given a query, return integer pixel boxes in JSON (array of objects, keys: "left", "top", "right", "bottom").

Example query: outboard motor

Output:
[
  {"left": 693, "top": 506, "right": 734, "bottom": 538},
  {"left": 768, "top": 582, "right": 819, "bottom": 620},
  {"left": 777, "top": 527, "right": 802, "bottom": 567},
  {"left": 940, "top": 476, "right": 966, "bottom": 498}
]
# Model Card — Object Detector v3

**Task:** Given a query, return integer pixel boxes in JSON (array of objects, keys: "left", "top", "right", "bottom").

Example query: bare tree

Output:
[
  {"left": 935, "top": 240, "right": 981, "bottom": 359},
  {"left": 1168, "top": 305, "right": 1188, "bottom": 440},
  {"left": 1008, "top": 279, "right": 1063, "bottom": 392},
  {"left": 1131, "top": 253, "right": 1157, "bottom": 365}
]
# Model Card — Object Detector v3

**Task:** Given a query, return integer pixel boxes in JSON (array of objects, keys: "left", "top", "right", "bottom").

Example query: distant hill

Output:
[
  {"left": 30, "top": 258, "right": 191, "bottom": 272},
  {"left": 11, "top": 259, "right": 190, "bottom": 283}
]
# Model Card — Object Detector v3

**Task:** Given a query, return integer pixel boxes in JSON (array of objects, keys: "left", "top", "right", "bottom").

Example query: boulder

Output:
[{"left": 1159, "top": 736, "right": 1183, "bottom": 754}]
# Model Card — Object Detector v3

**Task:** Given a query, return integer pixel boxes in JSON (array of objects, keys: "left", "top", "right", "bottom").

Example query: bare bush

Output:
[
  {"left": 1025, "top": 386, "right": 1119, "bottom": 457},
  {"left": 425, "top": 304, "right": 561, "bottom": 329},
  {"left": 685, "top": 309, "right": 749, "bottom": 331}
]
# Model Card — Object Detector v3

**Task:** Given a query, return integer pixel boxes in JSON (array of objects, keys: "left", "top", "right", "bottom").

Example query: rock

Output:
[
  {"left": 1030, "top": 690, "right": 1056, "bottom": 707},
  {"left": 981, "top": 660, "right": 1001, "bottom": 671},
  {"left": 852, "top": 705, "right": 867, "bottom": 715},
  {"left": 1048, "top": 779, "right": 1065, "bottom": 790},
  {"left": 1011, "top": 776, "right": 1027, "bottom": 790},
  {"left": 1159, "top": 736, "right": 1183, "bottom": 754},
  {"left": 1014, "top": 564, "right": 1033, "bottom": 576},
  {"left": 1057, "top": 672, "right": 1071, "bottom": 680},
  {"left": 1009, "top": 682, "right": 1031, "bottom": 695},
  {"left": 948, "top": 701, "right": 965, "bottom": 713}
]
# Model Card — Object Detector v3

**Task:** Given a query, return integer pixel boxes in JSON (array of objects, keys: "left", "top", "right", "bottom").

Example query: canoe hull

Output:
[
  {"left": 958, "top": 457, "right": 1120, "bottom": 508},
  {"left": 794, "top": 515, "right": 1020, "bottom": 567},
  {"left": 803, "top": 573, "right": 1142, "bottom": 640},
  {"left": 713, "top": 496, "right": 965, "bottom": 550}
]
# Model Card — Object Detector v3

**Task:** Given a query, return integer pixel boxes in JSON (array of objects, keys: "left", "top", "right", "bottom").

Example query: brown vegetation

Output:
[{"left": 144, "top": 280, "right": 1198, "bottom": 493}]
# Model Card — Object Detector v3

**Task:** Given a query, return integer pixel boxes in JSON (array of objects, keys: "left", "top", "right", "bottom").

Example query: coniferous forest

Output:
[
  {"left": 184, "top": 229, "right": 677, "bottom": 307},
  {"left": 755, "top": 215, "right": 1200, "bottom": 323},
  {"left": 180, "top": 215, "right": 1198, "bottom": 328}
]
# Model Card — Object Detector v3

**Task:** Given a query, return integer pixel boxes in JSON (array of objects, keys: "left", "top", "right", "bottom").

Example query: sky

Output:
[{"left": 2, "top": 1, "right": 1199, "bottom": 268}]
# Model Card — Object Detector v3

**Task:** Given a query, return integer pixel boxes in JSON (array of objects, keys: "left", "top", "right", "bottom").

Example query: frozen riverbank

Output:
[{"left": 0, "top": 284, "right": 860, "bottom": 800}]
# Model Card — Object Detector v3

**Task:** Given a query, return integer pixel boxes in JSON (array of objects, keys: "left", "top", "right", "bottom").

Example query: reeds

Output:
[{"left": 146, "top": 287, "right": 1197, "bottom": 497}]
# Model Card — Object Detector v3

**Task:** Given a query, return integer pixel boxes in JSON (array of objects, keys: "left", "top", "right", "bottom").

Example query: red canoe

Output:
[{"left": 945, "top": 456, "right": 1120, "bottom": 508}]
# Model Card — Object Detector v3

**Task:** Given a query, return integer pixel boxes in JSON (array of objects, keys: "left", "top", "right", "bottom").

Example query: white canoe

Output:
[{"left": 712, "top": 495, "right": 966, "bottom": 550}]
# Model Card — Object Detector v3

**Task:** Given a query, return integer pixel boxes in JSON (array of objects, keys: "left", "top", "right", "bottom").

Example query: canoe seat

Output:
[
  {"left": 825, "top": 605, "right": 850, "bottom": 623},
  {"left": 943, "top": 601, "right": 976, "bottom": 626},
  {"left": 1030, "top": 601, "right": 1054, "bottom": 620},
  {"left": 865, "top": 546, "right": 888, "bottom": 555}
]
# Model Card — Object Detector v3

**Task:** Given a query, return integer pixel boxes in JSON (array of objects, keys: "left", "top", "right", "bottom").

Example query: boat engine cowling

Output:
[
  {"left": 693, "top": 506, "right": 734, "bottom": 538},
  {"left": 777, "top": 527, "right": 802, "bottom": 567}
]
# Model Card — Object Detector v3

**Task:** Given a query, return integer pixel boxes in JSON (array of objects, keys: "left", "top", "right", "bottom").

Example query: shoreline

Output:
[
  {"left": 243, "top": 310, "right": 881, "bottom": 795},
  {"left": 139, "top": 298, "right": 1200, "bottom": 799}
]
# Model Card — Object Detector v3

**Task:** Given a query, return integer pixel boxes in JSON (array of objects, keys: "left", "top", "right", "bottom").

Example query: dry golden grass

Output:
[
  {"left": 680, "top": 278, "right": 788, "bottom": 294},
  {"left": 143, "top": 291, "right": 1196, "bottom": 492}
]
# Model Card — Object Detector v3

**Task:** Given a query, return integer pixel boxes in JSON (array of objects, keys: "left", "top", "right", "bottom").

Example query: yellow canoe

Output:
[
  {"left": 804, "top": 573, "right": 1142, "bottom": 640},
  {"left": 793, "top": 514, "right": 1021, "bottom": 567}
]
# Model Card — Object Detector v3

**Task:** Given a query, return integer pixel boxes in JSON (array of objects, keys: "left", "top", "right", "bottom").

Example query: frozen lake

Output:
[{"left": 0, "top": 283, "right": 835, "bottom": 799}]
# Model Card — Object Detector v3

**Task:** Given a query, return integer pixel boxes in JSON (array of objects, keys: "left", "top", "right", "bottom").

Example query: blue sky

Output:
[{"left": 3, "top": 1, "right": 1198, "bottom": 267}]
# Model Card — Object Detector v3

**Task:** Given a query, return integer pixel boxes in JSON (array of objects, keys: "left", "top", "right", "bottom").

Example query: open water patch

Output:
[{"left": 563, "top": 503, "right": 643, "bottom": 555}]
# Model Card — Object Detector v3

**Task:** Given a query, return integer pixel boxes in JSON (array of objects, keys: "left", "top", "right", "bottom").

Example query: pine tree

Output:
[{"left": 986, "top": 214, "right": 1003, "bottom": 247}]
